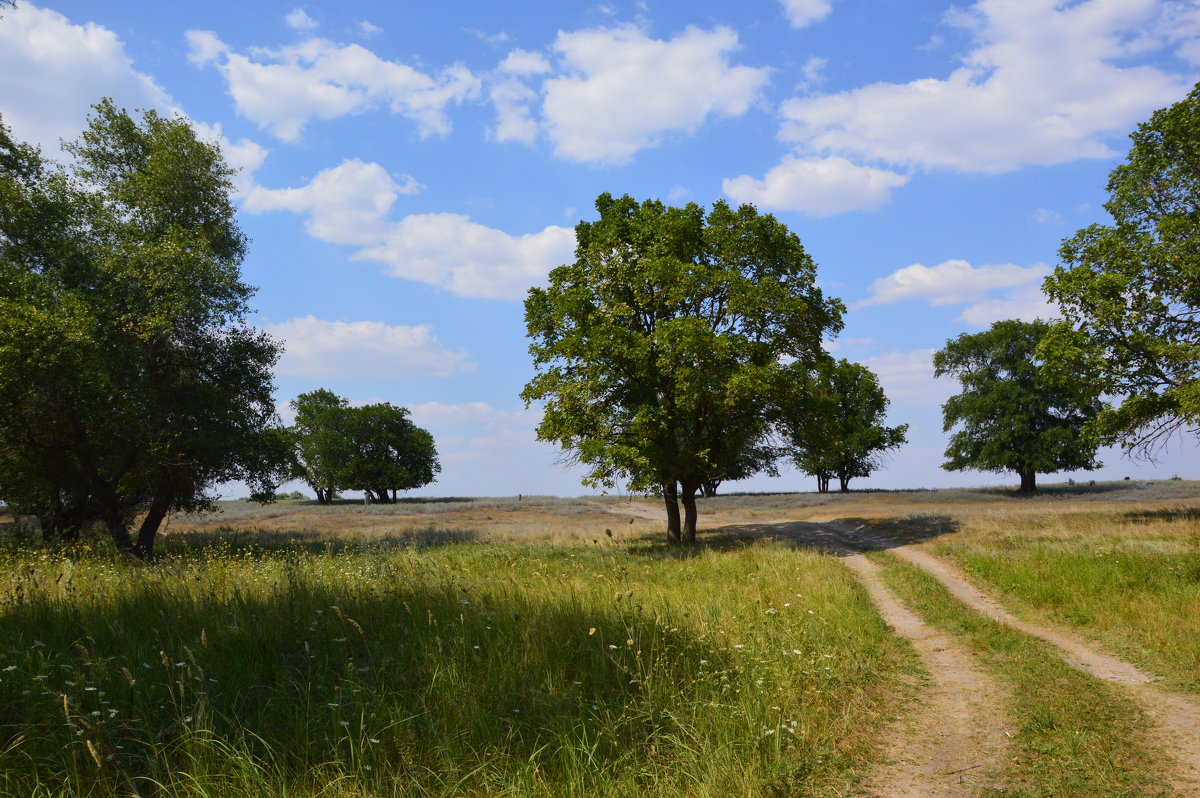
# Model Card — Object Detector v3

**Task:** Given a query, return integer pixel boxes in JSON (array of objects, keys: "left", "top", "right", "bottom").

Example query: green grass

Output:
[
  {"left": 874, "top": 552, "right": 1174, "bottom": 798},
  {"left": 933, "top": 530, "right": 1200, "bottom": 693},
  {"left": 0, "top": 535, "right": 911, "bottom": 797}
]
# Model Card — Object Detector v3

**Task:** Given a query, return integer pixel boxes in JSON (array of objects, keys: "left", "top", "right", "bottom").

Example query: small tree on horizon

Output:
[
  {"left": 779, "top": 359, "right": 908, "bottom": 493},
  {"left": 934, "top": 319, "right": 1103, "bottom": 493}
]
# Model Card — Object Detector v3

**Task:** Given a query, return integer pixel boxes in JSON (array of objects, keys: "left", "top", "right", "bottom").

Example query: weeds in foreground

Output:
[{"left": 0, "top": 538, "right": 909, "bottom": 797}]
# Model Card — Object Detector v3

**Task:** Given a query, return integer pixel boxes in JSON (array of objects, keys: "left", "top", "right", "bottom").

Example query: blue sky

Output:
[{"left": 2, "top": 0, "right": 1197, "bottom": 496}]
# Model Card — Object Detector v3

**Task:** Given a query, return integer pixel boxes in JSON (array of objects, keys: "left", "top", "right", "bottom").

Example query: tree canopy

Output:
[
  {"left": 934, "top": 319, "right": 1103, "bottom": 492},
  {"left": 289, "top": 390, "right": 440, "bottom": 504},
  {"left": 0, "top": 101, "right": 281, "bottom": 557},
  {"left": 779, "top": 358, "right": 907, "bottom": 493},
  {"left": 1043, "top": 82, "right": 1200, "bottom": 457},
  {"left": 523, "top": 193, "right": 843, "bottom": 544}
]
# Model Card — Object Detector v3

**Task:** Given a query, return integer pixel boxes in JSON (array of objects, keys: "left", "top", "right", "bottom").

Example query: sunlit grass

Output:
[
  {"left": 928, "top": 508, "right": 1200, "bottom": 693},
  {"left": 0, "top": 534, "right": 911, "bottom": 797}
]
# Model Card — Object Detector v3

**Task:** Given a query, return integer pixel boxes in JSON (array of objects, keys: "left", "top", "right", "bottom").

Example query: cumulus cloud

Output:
[
  {"left": 858, "top": 349, "right": 954, "bottom": 407},
  {"left": 246, "top": 162, "right": 574, "bottom": 299},
  {"left": 723, "top": 155, "right": 909, "bottom": 215},
  {"left": 0, "top": 4, "right": 174, "bottom": 152},
  {"left": 957, "top": 285, "right": 1060, "bottom": 327},
  {"left": 779, "top": 0, "right": 833, "bottom": 28},
  {"left": 358, "top": 20, "right": 382, "bottom": 36},
  {"left": 244, "top": 159, "right": 422, "bottom": 245},
  {"left": 538, "top": 24, "right": 768, "bottom": 163},
  {"left": 186, "top": 31, "right": 480, "bottom": 141},
  {"left": 266, "top": 316, "right": 474, "bottom": 379},
  {"left": 285, "top": 9, "right": 317, "bottom": 31},
  {"left": 779, "top": 0, "right": 1193, "bottom": 174},
  {"left": 356, "top": 214, "right": 575, "bottom": 300},
  {"left": 856, "top": 259, "right": 1050, "bottom": 308}
]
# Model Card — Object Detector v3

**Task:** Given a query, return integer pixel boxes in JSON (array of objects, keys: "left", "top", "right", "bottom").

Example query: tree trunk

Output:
[
  {"left": 680, "top": 477, "right": 701, "bottom": 545},
  {"left": 839, "top": 474, "right": 850, "bottom": 493},
  {"left": 816, "top": 474, "right": 829, "bottom": 493},
  {"left": 1018, "top": 469, "right": 1037, "bottom": 493},
  {"left": 663, "top": 481, "right": 682, "bottom": 545},
  {"left": 700, "top": 480, "right": 721, "bottom": 498},
  {"left": 131, "top": 491, "right": 173, "bottom": 560}
]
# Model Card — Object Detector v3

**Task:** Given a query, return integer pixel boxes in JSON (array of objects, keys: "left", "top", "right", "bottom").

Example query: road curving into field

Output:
[{"left": 812, "top": 518, "right": 1200, "bottom": 796}]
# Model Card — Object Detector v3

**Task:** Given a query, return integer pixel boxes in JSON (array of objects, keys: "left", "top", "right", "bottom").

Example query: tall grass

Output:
[
  {"left": 0, "top": 535, "right": 910, "bottom": 797},
  {"left": 936, "top": 528, "right": 1200, "bottom": 692}
]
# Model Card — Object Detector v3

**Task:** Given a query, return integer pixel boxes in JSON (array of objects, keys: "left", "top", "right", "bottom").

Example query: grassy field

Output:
[
  {"left": 0, "top": 529, "right": 912, "bottom": 797},
  {"left": 1, "top": 479, "right": 1197, "bottom": 796}
]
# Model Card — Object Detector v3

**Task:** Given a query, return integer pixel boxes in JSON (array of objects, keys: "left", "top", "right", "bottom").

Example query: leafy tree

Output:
[
  {"left": 780, "top": 358, "right": 907, "bottom": 493},
  {"left": 337, "top": 403, "right": 440, "bottom": 503},
  {"left": 291, "top": 389, "right": 350, "bottom": 503},
  {"left": 523, "top": 193, "right": 842, "bottom": 544},
  {"left": 289, "top": 391, "right": 440, "bottom": 503},
  {"left": 934, "top": 319, "right": 1103, "bottom": 493},
  {"left": 0, "top": 102, "right": 281, "bottom": 557},
  {"left": 1043, "top": 83, "right": 1200, "bottom": 456}
]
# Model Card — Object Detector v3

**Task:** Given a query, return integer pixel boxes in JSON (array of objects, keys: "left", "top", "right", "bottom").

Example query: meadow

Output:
[{"left": 1, "top": 479, "right": 1198, "bottom": 796}]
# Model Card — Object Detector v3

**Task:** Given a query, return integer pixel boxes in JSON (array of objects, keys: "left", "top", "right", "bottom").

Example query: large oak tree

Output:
[
  {"left": 523, "top": 193, "right": 842, "bottom": 544},
  {"left": 935, "top": 319, "right": 1103, "bottom": 493},
  {"left": 1043, "top": 82, "right": 1200, "bottom": 456},
  {"left": 0, "top": 101, "right": 281, "bottom": 557}
]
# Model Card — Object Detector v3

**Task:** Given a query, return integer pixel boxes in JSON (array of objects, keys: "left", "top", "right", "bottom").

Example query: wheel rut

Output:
[{"left": 817, "top": 519, "right": 1200, "bottom": 795}]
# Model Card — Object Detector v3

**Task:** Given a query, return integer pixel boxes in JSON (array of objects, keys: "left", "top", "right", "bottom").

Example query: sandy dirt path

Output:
[
  {"left": 814, "top": 519, "right": 1200, "bottom": 795},
  {"left": 592, "top": 501, "right": 1011, "bottom": 795}
]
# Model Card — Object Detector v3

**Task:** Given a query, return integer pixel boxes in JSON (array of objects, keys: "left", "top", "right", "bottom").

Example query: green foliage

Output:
[
  {"left": 522, "top": 193, "right": 842, "bottom": 542},
  {"left": 289, "top": 390, "right": 440, "bottom": 503},
  {"left": 0, "top": 101, "right": 281, "bottom": 556},
  {"left": 934, "top": 319, "right": 1103, "bottom": 492},
  {"left": 779, "top": 359, "right": 908, "bottom": 493},
  {"left": 1044, "top": 82, "right": 1200, "bottom": 456}
]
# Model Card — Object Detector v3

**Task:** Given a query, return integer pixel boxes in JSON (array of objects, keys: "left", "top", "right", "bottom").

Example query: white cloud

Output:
[
  {"left": 780, "top": 0, "right": 1193, "bottom": 174},
  {"left": 1034, "top": 208, "right": 1063, "bottom": 225},
  {"left": 957, "top": 285, "right": 1060, "bottom": 327},
  {"left": 540, "top": 24, "right": 769, "bottom": 163},
  {"left": 499, "top": 49, "right": 551, "bottom": 76},
  {"left": 859, "top": 349, "right": 953, "bottom": 407},
  {"left": 0, "top": 4, "right": 174, "bottom": 153},
  {"left": 358, "top": 20, "right": 382, "bottom": 36},
  {"left": 780, "top": 0, "right": 833, "bottom": 29},
  {"left": 667, "top": 185, "right": 689, "bottom": 201},
  {"left": 856, "top": 259, "right": 1050, "bottom": 308},
  {"left": 245, "top": 161, "right": 575, "bottom": 299},
  {"left": 266, "top": 316, "right": 474, "bottom": 379},
  {"left": 356, "top": 214, "right": 575, "bottom": 300},
  {"left": 489, "top": 75, "right": 541, "bottom": 144},
  {"left": 185, "top": 30, "right": 229, "bottom": 66},
  {"left": 244, "top": 159, "right": 422, "bottom": 245},
  {"left": 187, "top": 32, "right": 481, "bottom": 141},
  {"left": 723, "top": 155, "right": 909, "bottom": 215},
  {"left": 285, "top": 9, "right": 317, "bottom": 32}
]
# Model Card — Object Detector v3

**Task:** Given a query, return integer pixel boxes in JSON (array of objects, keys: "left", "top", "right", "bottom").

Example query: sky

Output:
[{"left": 1, "top": 0, "right": 1197, "bottom": 497}]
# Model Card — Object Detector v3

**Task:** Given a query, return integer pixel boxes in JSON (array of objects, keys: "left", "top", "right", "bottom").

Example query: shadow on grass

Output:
[
  {"left": 625, "top": 514, "right": 959, "bottom": 559},
  {"left": 162, "top": 525, "right": 481, "bottom": 556},
  {"left": 0, "top": 553, "right": 734, "bottom": 796},
  {"left": 1121, "top": 507, "right": 1200, "bottom": 524}
]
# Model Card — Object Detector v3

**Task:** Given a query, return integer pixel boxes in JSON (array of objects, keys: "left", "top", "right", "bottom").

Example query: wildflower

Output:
[
  {"left": 369, "top": 738, "right": 380, "bottom": 744},
  {"left": 2, "top": 666, "right": 15, "bottom": 672}
]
